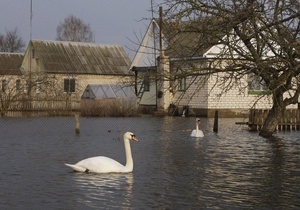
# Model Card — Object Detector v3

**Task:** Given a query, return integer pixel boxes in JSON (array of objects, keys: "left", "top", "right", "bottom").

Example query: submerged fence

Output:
[
  {"left": 248, "top": 109, "right": 300, "bottom": 131},
  {"left": 3, "top": 99, "right": 81, "bottom": 117}
]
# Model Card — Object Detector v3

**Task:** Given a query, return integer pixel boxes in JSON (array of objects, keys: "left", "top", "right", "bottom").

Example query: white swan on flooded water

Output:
[
  {"left": 191, "top": 118, "right": 204, "bottom": 138},
  {"left": 65, "top": 132, "right": 139, "bottom": 173}
]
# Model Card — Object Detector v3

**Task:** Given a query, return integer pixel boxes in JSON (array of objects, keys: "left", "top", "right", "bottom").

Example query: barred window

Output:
[{"left": 64, "top": 78, "right": 75, "bottom": 93}]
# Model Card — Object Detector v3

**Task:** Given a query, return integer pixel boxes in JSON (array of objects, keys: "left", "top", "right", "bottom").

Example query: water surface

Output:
[{"left": 0, "top": 117, "right": 299, "bottom": 209}]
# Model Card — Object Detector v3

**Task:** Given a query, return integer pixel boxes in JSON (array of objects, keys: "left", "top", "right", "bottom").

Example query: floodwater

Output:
[{"left": 0, "top": 116, "right": 299, "bottom": 209}]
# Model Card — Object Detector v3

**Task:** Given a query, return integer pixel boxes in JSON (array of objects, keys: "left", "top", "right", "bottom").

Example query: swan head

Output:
[
  {"left": 124, "top": 132, "right": 139, "bottom": 142},
  {"left": 196, "top": 118, "right": 201, "bottom": 124}
]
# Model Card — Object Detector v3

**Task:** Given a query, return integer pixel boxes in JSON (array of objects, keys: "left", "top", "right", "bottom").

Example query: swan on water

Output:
[
  {"left": 65, "top": 132, "right": 139, "bottom": 173},
  {"left": 191, "top": 118, "right": 204, "bottom": 138}
]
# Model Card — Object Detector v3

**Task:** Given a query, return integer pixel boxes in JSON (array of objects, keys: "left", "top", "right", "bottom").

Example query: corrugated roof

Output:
[
  {"left": 82, "top": 84, "right": 137, "bottom": 99},
  {"left": 31, "top": 40, "right": 131, "bottom": 75},
  {"left": 0, "top": 53, "right": 23, "bottom": 75}
]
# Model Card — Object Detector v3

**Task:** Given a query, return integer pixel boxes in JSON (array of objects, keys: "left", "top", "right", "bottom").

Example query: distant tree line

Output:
[
  {"left": 0, "top": 28, "right": 25, "bottom": 53},
  {"left": 0, "top": 15, "right": 94, "bottom": 54}
]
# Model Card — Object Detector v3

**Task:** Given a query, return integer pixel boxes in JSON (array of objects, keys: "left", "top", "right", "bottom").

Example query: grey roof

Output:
[
  {"left": 0, "top": 53, "right": 23, "bottom": 75},
  {"left": 160, "top": 19, "right": 227, "bottom": 58},
  {"left": 31, "top": 40, "right": 131, "bottom": 75},
  {"left": 82, "top": 84, "right": 137, "bottom": 99}
]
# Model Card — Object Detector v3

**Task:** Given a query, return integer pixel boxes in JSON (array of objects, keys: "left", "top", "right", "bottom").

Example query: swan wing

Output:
[
  {"left": 197, "top": 130, "right": 204, "bottom": 137},
  {"left": 191, "top": 129, "right": 204, "bottom": 138},
  {"left": 71, "top": 156, "right": 125, "bottom": 173},
  {"left": 64, "top": 163, "right": 87, "bottom": 172},
  {"left": 191, "top": 129, "right": 197, "bottom": 137}
]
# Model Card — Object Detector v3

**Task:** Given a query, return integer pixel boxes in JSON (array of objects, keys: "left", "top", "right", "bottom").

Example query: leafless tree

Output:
[
  {"left": 0, "top": 75, "right": 24, "bottom": 116},
  {"left": 0, "top": 34, "right": 3, "bottom": 48},
  {"left": 0, "top": 28, "right": 25, "bottom": 52},
  {"left": 56, "top": 15, "right": 94, "bottom": 42},
  {"left": 158, "top": 0, "right": 300, "bottom": 137}
]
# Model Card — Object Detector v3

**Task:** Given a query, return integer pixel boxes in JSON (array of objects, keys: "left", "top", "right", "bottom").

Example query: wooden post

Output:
[
  {"left": 75, "top": 113, "right": 80, "bottom": 134},
  {"left": 213, "top": 110, "right": 218, "bottom": 132}
]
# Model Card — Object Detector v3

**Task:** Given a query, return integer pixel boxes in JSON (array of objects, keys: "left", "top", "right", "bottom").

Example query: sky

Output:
[{"left": 0, "top": 0, "right": 162, "bottom": 59}]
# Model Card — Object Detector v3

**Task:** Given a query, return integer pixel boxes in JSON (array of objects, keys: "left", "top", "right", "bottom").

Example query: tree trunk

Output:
[
  {"left": 259, "top": 108, "right": 280, "bottom": 137},
  {"left": 259, "top": 94, "right": 285, "bottom": 137}
]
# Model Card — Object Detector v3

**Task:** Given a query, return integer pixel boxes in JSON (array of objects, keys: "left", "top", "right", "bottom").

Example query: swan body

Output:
[
  {"left": 65, "top": 132, "right": 138, "bottom": 173},
  {"left": 191, "top": 118, "right": 204, "bottom": 138}
]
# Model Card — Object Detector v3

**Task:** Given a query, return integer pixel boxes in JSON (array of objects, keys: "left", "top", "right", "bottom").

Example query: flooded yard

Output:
[{"left": 0, "top": 116, "right": 299, "bottom": 209}]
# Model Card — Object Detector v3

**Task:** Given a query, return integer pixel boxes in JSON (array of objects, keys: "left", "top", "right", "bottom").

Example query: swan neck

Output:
[
  {"left": 196, "top": 122, "right": 199, "bottom": 131},
  {"left": 124, "top": 138, "right": 133, "bottom": 170}
]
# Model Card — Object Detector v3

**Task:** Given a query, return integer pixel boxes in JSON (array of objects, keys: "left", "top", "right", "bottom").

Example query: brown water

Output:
[{"left": 0, "top": 116, "right": 299, "bottom": 209}]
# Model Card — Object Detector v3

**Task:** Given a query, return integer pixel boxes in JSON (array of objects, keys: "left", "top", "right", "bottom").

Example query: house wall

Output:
[
  {"left": 176, "top": 72, "right": 297, "bottom": 117},
  {"left": 140, "top": 88, "right": 157, "bottom": 105},
  {"left": 52, "top": 73, "right": 133, "bottom": 100},
  {"left": 136, "top": 71, "right": 157, "bottom": 106},
  {"left": 21, "top": 44, "right": 134, "bottom": 102}
]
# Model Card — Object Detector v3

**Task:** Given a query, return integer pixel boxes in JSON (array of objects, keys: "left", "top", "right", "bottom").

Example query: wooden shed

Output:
[{"left": 81, "top": 84, "right": 138, "bottom": 116}]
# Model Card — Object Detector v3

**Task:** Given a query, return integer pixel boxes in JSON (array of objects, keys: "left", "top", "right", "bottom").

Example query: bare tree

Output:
[
  {"left": 56, "top": 15, "right": 94, "bottom": 42},
  {"left": 158, "top": 0, "right": 300, "bottom": 137},
  {"left": 0, "top": 34, "right": 3, "bottom": 48},
  {"left": 0, "top": 28, "right": 25, "bottom": 52},
  {"left": 0, "top": 75, "right": 24, "bottom": 116}
]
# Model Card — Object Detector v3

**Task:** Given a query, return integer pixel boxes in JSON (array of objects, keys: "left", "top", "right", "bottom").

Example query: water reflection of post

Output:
[{"left": 71, "top": 173, "right": 133, "bottom": 208}]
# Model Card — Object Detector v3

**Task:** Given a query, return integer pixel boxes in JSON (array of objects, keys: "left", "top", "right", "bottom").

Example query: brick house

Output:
[
  {"left": 0, "top": 53, "right": 24, "bottom": 115},
  {"left": 19, "top": 40, "right": 133, "bottom": 112},
  {"left": 130, "top": 19, "right": 297, "bottom": 117}
]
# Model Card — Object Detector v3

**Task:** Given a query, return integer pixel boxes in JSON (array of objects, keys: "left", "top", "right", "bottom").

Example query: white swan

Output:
[
  {"left": 191, "top": 118, "right": 204, "bottom": 137},
  {"left": 65, "top": 132, "right": 138, "bottom": 173}
]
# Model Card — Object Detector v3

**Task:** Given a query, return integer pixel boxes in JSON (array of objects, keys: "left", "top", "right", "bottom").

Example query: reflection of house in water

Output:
[{"left": 81, "top": 84, "right": 137, "bottom": 116}]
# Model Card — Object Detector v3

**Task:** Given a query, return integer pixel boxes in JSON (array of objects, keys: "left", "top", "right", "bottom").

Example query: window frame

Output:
[
  {"left": 178, "top": 76, "right": 186, "bottom": 91},
  {"left": 143, "top": 75, "right": 150, "bottom": 92},
  {"left": 64, "top": 78, "right": 76, "bottom": 93}
]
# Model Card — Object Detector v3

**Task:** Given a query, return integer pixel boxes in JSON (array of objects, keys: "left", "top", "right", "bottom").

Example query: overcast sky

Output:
[{"left": 0, "top": 0, "right": 162, "bottom": 59}]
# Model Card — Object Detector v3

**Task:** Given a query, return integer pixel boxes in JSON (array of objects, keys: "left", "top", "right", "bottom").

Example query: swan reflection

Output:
[{"left": 72, "top": 173, "right": 133, "bottom": 208}]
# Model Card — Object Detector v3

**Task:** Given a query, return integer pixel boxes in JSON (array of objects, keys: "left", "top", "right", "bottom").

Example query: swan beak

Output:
[{"left": 131, "top": 135, "right": 139, "bottom": 142}]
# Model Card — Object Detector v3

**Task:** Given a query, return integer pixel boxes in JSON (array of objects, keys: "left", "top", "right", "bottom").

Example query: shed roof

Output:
[
  {"left": 30, "top": 40, "right": 132, "bottom": 75},
  {"left": 82, "top": 84, "right": 137, "bottom": 99},
  {"left": 0, "top": 53, "right": 23, "bottom": 75}
]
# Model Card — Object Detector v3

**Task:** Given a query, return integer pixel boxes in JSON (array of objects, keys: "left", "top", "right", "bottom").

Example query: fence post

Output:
[{"left": 75, "top": 113, "right": 80, "bottom": 134}]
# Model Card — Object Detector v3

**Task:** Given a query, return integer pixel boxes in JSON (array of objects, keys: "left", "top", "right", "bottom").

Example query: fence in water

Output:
[{"left": 248, "top": 109, "right": 300, "bottom": 131}]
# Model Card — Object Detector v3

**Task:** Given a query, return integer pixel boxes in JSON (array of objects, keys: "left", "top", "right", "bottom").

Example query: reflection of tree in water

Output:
[
  {"left": 260, "top": 136, "right": 288, "bottom": 208},
  {"left": 71, "top": 173, "right": 133, "bottom": 208}
]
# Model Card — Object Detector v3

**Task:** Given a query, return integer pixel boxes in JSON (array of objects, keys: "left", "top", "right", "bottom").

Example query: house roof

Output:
[
  {"left": 162, "top": 19, "right": 226, "bottom": 58},
  {"left": 82, "top": 84, "right": 137, "bottom": 99},
  {"left": 131, "top": 18, "right": 226, "bottom": 68},
  {"left": 0, "top": 53, "right": 23, "bottom": 75},
  {"left": 30, "top": 40, "right": 132, "bottom": 75}
]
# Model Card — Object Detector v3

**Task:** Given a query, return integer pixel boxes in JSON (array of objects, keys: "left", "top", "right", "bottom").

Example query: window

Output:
[
  {"left": 178, "top": 77, "right": 186, "bottom": 91},
  {"left": 2, "top": 79, "right": 7, "bottom": 93},
  {"left": 64, "top": 78, "right": 75, "bottom": 93},
  {"left": 248, "top": 74, "right": 268, "bottom": 94},
  {"left": 143, "top": 75, "right": 150, "bottom": 91},
  {"left": 16, "top": 79, "right": 21, "bottom": 92}
]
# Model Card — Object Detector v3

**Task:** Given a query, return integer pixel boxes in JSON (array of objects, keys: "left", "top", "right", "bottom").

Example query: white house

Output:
[{"left": 131, "top": 19, "right": 297, "bottom": 117}]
